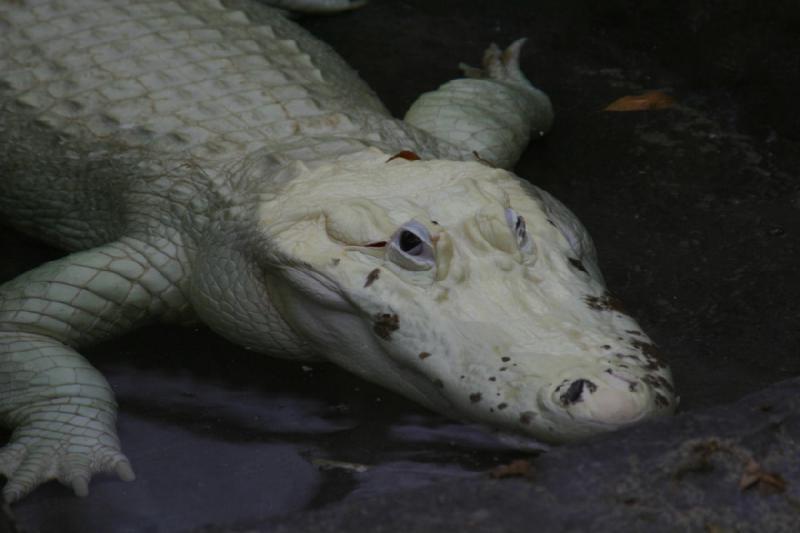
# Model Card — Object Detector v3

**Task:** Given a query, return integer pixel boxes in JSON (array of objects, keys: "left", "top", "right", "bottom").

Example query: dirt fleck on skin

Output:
[
  {"left": 657, "top": 375, "right": 675, "bottom": 393},
  {"left": 418, "top": 351, "right": 431, "bottom": 360},
  {"left": 585, "top": 293, "right": 627, "bottom": 314},
  {"left": 519, "top": 412, "right": 536, "bottom": 425},
  {"left": 472, "top": 150, "right": 494, "bottom": 167},
  {"left": 643, "top": 359, "right": 661, "bottom": 371},
  {"left": 364, "top": 268, "right": 380, "bottom": 288},
  {"left": 470, "top": 392, "right": 482, "bottom": 403},
  {"left": 643, "top": 375, "right": 661, "bottom": 389},
  {"left": 632, "top": 339, "right": 668, "bottom": 369},
  {"left": 373, "top": 313, "right": 399, "bottom": 340}
]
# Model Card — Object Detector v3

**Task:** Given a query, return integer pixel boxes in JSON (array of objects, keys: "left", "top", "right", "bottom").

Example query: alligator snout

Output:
[{"left": 544, "top": 368, "right": 665, "bottom": 431}]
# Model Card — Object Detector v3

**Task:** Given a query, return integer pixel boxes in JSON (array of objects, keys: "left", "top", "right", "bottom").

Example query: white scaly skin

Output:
[{"left": 0, "top": 0, "right": 676, "bottom": 502}]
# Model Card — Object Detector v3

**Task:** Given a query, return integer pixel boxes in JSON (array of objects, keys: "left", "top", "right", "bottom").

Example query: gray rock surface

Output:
[{"left": 268, "top": 377, "right": 800, "bottom": 532}]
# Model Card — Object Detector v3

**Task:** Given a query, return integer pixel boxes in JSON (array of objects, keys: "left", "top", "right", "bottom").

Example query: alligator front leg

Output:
[
  {"left": 404, "top": 40, "right": 554, "bottom": 169},
  {"left": 0, "top": 236, "right": 189, "bottom": 502}
]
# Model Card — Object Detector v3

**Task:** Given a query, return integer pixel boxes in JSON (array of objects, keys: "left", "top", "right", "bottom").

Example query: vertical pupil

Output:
[{"left": 399, "top": 230, "right": 422, "bottom": 252}]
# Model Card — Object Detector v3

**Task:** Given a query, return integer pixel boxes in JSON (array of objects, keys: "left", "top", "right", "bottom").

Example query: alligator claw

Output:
[
  {"left": 460, "top": 38, "right": 534, "bottom": 88},
  {"left": 0, "top": 417, "right": 134, "bottom": 503}
]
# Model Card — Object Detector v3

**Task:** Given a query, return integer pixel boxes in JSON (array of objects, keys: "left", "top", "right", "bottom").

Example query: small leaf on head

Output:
[{"left": 386, "top": 150, "right": 421, "bottom": 162}]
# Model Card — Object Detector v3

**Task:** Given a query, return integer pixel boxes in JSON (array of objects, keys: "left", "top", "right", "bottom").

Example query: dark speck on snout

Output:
[
  {"left": 364, "top": 268, "right": 380, "bottom": 288},
  {"left": 373, "top": 313, "right": 399, "bottom": 340},
  {"left": 585, "top": 293, "right": 627, "bottom": 314},
  {"left": 560, "top": 379, "right": 597, "bottom": 406},
  {"left": 631, "top": 339, "right": 668, "bottom": 370},
  {"left": 470, "top": 392, "right": 482, "bottom": 403}
]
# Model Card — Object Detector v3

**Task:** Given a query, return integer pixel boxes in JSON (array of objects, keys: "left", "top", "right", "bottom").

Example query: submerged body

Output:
[{"left": 0, "top": 0, "right": 675, "bottom": 501}]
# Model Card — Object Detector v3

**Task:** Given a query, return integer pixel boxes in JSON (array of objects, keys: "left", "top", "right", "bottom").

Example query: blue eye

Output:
[{"left": 387, "top": 220, "right": 435, "bottom": 271}]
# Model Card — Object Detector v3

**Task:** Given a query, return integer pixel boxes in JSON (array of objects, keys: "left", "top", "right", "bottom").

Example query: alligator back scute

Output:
[
  {"left": 0, "top": 0, "right": 392, "bottom": 250},
  {"left": 0, "top": 0, "right": 388, "bottom": 162}
]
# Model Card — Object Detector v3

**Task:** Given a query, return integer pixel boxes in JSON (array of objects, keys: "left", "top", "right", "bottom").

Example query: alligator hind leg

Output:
[{"left": 404, "top": 40, "right": 554, "bottom": 169}]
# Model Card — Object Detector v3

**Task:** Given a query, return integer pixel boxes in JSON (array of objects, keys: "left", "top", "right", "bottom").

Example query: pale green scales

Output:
[{"left": 0, "top": 0, "right": 676, "bottom": 502}]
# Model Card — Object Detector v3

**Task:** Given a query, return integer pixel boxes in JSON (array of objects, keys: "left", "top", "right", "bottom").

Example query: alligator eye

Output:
[
  {"left": 505, "top": 208, "right": 533, "bottom": 253},
  {"left": 387, "top": 220, "right": 435, "bottom": 271}
]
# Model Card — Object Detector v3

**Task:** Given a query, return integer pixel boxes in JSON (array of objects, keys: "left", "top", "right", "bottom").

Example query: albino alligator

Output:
[{"left": 0, "top": 0, "right": 676, "bottom": 502}]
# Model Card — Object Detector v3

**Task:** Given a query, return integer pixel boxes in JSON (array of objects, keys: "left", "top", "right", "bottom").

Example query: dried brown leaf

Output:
[
  {"left": 739, "top": 458, "right": 788, "bottom": 493},
  {"left": 604, "top": 90, "right": 675, "bottom": 112},
  {"left": 489, "top": 459, "right": 533, "bottom": 479},
  {"left": 386, "top": 150, "right": 421, "bottom": 162},
  {"left": 739, "top": 459, "right": 762, "bottom": 490},
  {"left": 759, "top": 472, "right": 788, "bottom": 493}
]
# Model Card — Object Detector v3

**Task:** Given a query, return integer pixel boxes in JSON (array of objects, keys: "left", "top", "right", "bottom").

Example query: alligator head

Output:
[{"left": 193, "top": 149, "right": 676, "bottom": 443}]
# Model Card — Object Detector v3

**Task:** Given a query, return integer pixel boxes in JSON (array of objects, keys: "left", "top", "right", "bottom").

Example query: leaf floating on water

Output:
[
  {"left": 489, "top": 459, "right": 534, "bottom": 479},
  {"left": 604, "top": 90, "right": 675, "bottom": 112}
]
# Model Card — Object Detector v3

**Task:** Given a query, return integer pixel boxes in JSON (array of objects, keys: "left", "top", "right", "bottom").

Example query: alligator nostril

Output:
[{"left": 559, "top": 379, "right": 597, "bottom": 406}]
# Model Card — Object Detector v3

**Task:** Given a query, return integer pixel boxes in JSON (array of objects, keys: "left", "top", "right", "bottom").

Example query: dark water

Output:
[{"left": 7, "top": 325, "right": 534, "bottom": 532}]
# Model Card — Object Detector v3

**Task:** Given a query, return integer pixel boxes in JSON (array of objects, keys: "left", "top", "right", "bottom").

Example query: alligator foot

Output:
[{"left": 0, "top": 408, "right": 134, "bottom": 503}]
